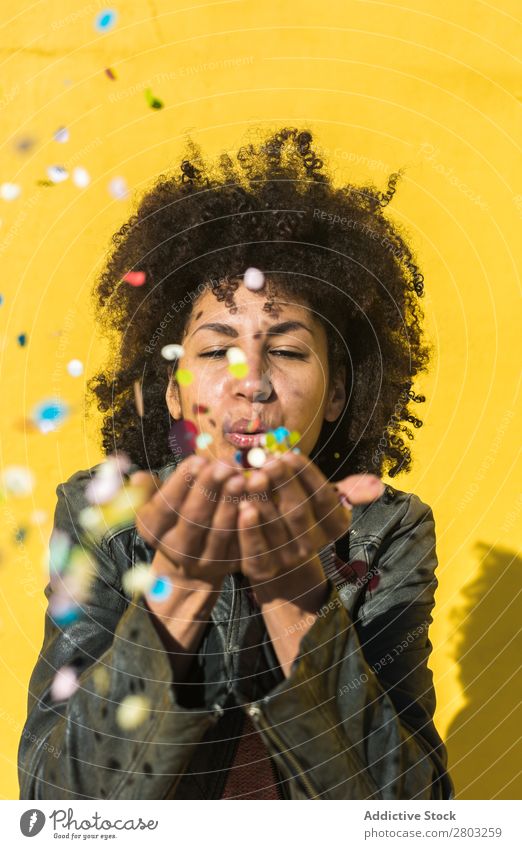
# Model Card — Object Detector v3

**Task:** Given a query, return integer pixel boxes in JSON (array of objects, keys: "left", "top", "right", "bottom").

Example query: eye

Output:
[
  {"left": 198, "top": 349, "right": 228, "bottom": 358},
  {"left": 270, "top": 349, "right": 306, "bottom": 359}
]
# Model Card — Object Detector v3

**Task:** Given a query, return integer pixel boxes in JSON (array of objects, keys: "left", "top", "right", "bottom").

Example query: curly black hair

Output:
[{"left": 89, "top": 127, "right": 432, "bottom": 481}]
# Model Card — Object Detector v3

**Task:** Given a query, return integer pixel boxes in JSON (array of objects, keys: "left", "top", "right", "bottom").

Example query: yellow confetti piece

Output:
[
  {"left": 228, "top": 362, "right": 249, "bottom": 379},
  {"left": 116, "top": 695, "right": 151, "bottom": 730},
  {"left": 92, "top": 666, "right": 111, "bottom": 697},
  {"left": 175, "top": 368, "right": 193, "bottom": 386}
]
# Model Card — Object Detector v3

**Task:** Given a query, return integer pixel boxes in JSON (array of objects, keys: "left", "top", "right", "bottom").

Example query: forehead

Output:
[{"left": 186, "top": 284, "right": 317, "bottom": 331}]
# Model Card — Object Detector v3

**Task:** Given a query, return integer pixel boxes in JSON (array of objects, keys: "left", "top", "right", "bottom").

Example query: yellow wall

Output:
[{"left": 1, "top": 0, "right": 520, "bottom": 799}]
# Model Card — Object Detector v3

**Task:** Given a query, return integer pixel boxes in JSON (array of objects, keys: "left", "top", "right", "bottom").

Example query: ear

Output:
[
  {"left": 165, "top": 372, "right": 182, "bottom": 419},
  {"left": 324, "top": 366, "right": 347, "bottom": 422}
]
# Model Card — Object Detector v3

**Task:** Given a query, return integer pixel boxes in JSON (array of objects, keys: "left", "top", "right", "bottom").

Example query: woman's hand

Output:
[
  {"left": 133, "top": 454, "right": 246, "bottom": 585},
  {"left": 236, "top": 451, "right": 385, "bottom": 590}
]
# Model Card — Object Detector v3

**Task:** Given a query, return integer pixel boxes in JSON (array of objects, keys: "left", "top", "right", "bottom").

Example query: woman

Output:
[{"left": 18, "top": 128, "right": 454, "bottom": 800}]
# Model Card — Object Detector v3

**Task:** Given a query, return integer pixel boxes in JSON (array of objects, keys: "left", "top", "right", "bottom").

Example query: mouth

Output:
[{"left": 223, "top": 416, "right": 270, "bottom": 449}]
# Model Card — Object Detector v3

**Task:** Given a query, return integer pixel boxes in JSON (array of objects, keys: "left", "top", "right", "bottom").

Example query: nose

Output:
[{"left": 232, "top": 357, "right": 274, "bottom": 403}]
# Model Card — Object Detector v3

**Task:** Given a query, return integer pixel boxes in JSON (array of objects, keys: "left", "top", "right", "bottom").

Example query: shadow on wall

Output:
[{"left": 446, "top": 543, "right": 521, "bottom": 799}]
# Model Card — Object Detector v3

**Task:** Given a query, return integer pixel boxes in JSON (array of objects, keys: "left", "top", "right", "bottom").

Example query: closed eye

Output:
[{"left": 198, "top": 349, "right": 307, "bottom": 360}]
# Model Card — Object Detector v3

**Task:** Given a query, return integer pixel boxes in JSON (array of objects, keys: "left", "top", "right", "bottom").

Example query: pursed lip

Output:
[{"left": 224, "top": 432, "right": 266, "bottom": 448}]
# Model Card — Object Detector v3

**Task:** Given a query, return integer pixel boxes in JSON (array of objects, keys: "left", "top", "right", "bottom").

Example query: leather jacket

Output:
[{"left": 18, "top": 459, "right": 454, "bottom": 800}]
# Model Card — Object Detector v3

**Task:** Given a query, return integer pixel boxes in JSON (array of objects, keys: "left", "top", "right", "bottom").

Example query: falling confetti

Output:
[
  {"left": 175, "top": 368, "right": 193, "bottom": 386},
  {"left": 85, "top": 453, "right": 131, "bottom": 506},
  {"left": 14, "top": 526, "right": 27, "bottom": 544},
  {"left": 30, "top": 509, "right": 48, "bottom": 526},
  {"left": 78, "top": 479, "right": 148, "bottom": 537},
  {"left": 72, "top": 167, "right": 90, "bottom": 188},
  {"left": 109, "top": 176, "right": 128, "bottom": 200},
  {"left": 226, "top": 347, "right": 248, "bottom": 379},
  {"left": 67, "top": 358, "right": 84, "bottom": 377},
  {"left": 244, "top": 267, "right": 265, "bottom": 291},
  {"left": 14, "top": 136, "right": 36, "bottom": 154},
  {"left": 104, "top": 67, "right": 117, "bottom": 80},
  {"left": 161, "top": 343, "right": 184, "bottom": 361},
  {"left": 47, "top": 165, "right": 69, "bottom": 183},
  {"left": 92, "top": 666, "right": 111, "bottom": 696},
  {"left": 30, "top": 398, "right": 70, "bottom": 433},
  {"left": 51, "top": 666, "right": 79, "bottom": 701},
  {"left": 122, "top": 563, "right": 155, "bottom": 596},
  {"left": 48, "top": 529, "right": 71, "bottom": 575},
  {"left": 168, "top": 419, "right": 197, "bottom": 459},
  {"left": 192, "top": 403, "right": 209, "bottom": 415},
  {"left": 144, "top": 88, "right": 164, "bottom": 109},
  {"left": 196, "top": 432, "right": 213, "bottom": 450},
  {"left": 116, "top": 695, "right": 151, "bottom": 731},
  {"left": 54, "top": 126, "right": 69, "bottom": 143},
  {"left": 134, "top": 380, "right": 144, "bottom": 417},
  {"left": 0, "top": 183, "right": 21, "bottom": 201},
  {"left": 123, "top": 271, "right": 146, "bottom": 287},
  {"left": 17, "top": 333, "right": 27, "bottom": 346},
  {"left": 95, "top": 9, "right": 118, "bottom": 32},
  {"left": 147, "top": 575, "right": 172, "bottom": 602},
  {"left": 1, "top": 465, "right": 35, "bottom": 497}
]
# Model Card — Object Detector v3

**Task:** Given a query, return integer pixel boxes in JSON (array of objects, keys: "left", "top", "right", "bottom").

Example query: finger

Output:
[
  {"left": 258, "top": 459, "right": 320, "bottom": 549},
  {"left": 246, "top": 470, "right": 299, "bottom": 561},
  {"left": 280, "top": 452, "right": 353, "bottom": 541},
  {"left": 135, "top": 454, "right": 208, "bottom": 546},
  {"left": 199, "top": 474, "right": 244, "bottom": 572},
  {"left": 237, "top": 500, "right": 274, "bottom": 582},
  {"left": 161, "top": 460, "right": 238, "bottom": 562}
]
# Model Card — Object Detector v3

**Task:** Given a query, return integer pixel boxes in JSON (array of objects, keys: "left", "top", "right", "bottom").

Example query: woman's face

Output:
[{"left": 165, "top": 282, "right": 346, "bottom": 465}]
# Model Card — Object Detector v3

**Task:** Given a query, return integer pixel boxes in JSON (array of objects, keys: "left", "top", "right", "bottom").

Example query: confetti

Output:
[
  {"left": 48, "top": 595, "right": 80, "bottom": 626},
  {"left": 78, "top": 480, "right": 148, "bottom": 537},
  {"left": 72, "top": 167, "right": 90, "bottom": 188},
  {"left": 116, "top": 695, "right": 151, "bottom": 731},
  {"left": 30, "top": 509, "right": 48, "bottom": 526},
  {"left": 192, "top": 403, "right": 209, "bottom": 415},
  {"left": 49, "top": 529, "right": 71, "bottom": 575},
  {"left": 246, "top": 447, "right": 266, "bottom": 468},
  {"left": 109, "top": 176, "right": 128, "bottom": 200},
  {"left": 30, "top": 398, "right": 70, "bottom": 433},
  {"left": 67, "top": 358, "right": 84, "bottom": 377},
  {"left": 86, "top": 453, "right": 131, "bottom": 505},
  {"left": 228, "top": 362, "right": 249, "bottom": 379},
  {"left": 14, "top": 526, "right": 27, "bottom": 544},
  {"left": 92, "top": 666, "right": 111, "bottom": 696},
  {"left": 147, "top": 575, "right": 172, "bottom": 602},
  {"left": 226, "top": 347, "right": 247, "bottom": 365},
  {"left": 95, "top": 9, "right": 118, "bottom": 32},
  {"left": 14, "top": 136, "right": 36, "bottom": 154},
  {"left": 144, "top": 88, "right": 163, "bottom": 109},
  {"left": 196, "top": 432, "right": 213, "bottom": 450},
  {"left": 168, "top": 419, "right": 197, "bottom": 458},
  {"left": 0, "top": 182, "right": 21, "bottom": 201},
  {"left": 273, "top": 426, "right": 290, "bottom": 444},
  {"left": 122, "top": 563, "right": 155, "bottom": 596},
  {"left": 244, "top": 267, "right": 265, "bottom": 291},
  {"left": 175, "top": 368, "right": 193, "bottom": 386},
  {"left": 161, "top": 343, "right": 184, "bottom": 361},
  {"left": 51, "top": 666, "right": 79, "bottom": 701},
  {"left": 104, "top": 67, "right": 117, "bottom": 81},
  {"left": 47, "top": 165, "right": 69, "bottom": 183},
  {"left": 17, "top": 333, "right": 27, "bottom": 346},
  {"left": 123, "top": 270, "right": 146, "bottom": 287},
  {"left": 134, "top": 380, "right": 144, "bottom": 417},
  {"left": 1, "top": 466, "right": 35, "bottom": 497},
  {"left": 54, "top": 126, "right": 69, "bottom": 143}
]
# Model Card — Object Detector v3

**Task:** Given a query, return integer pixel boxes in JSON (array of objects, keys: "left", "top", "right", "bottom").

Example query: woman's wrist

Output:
[{"left": 249, "top": 554, "right": 329, "bottom": 612}]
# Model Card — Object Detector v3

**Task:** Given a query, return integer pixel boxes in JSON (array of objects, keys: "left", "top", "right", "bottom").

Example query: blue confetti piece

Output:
[
  {"left": 31, "top": 398, "right": 70, "bottom": 433},
  {"left": 148, "top": 576, "right": 172, "bottom": 602},
  {"left": 17, "top": 333, "right": 27, "bottom": 346},
  {"left": 51, "top": 606, "right": 81, "bottom": 627},
  {"left": 0, "top": 294, "right": 3, "bottom": 306},
  {"left": 95, "top": 9, "right": 117, "bottom": 32},
  {"left": 273, "top": 426, "right": 290, "bottom": 444}
]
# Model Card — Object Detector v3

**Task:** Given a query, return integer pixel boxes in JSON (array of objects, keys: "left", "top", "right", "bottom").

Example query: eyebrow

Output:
[{"left": 191, "top": 320, "right": 314, "bottom": 339}]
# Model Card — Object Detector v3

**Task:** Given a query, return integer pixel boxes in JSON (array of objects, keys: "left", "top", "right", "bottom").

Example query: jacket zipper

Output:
[{"left": 246, "top": 704, "right": 320, "bottom": 799}]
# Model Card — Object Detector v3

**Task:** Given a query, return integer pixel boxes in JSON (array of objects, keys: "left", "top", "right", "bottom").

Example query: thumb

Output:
[{"left": 335, "top": 473, "right": 385, "bottom": 505}]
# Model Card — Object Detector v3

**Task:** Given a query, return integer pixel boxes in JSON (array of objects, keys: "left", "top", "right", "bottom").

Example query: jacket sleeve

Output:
[
  {"left": 18, "top": 470, "right": 229, "bottom": 800},
  {"left": 251, "top": 493, "right": 454, "bottom": 800}
]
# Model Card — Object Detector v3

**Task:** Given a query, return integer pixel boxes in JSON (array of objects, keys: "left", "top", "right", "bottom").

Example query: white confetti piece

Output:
[
  {"left": 67, "top": 358, "right": 84, "bottom": 377},
  {"left": 226, "top": 346, "right": 247, "bottom": 365},
  {"left": 54, "top": 126, "right": 69, "bottom": 143},
  {"left": 72, "top": 167, "right": 90, "bottom": 188},
  {"left": 244, "top": 267, "right": 265, "bottom": 291},
  {"left": 1, "top": 465, "right": 35, "bottom": 497},
  {"left": 246, "top": 447, "right": 266, "bottom": 468},
  {"left": 51, "top": 666, "right": 79, "bottom": 701},
  {"left": 196, "top": 432, "right": 213, "bottom": 449},
  {"left": 0, "top": 183, "right": 22, "bottom": 201},
  {"left": 47, "top": 165, "right": 69, "bottom": 183},
  {"left": 122, "top": 563, "right": 155, "bottom": 596},
  {"left": 109, "top": 176, "right": 128, "bottom": 200},
  {"left": 161, "top": 343, "right": 184, "bottom": 361}
]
